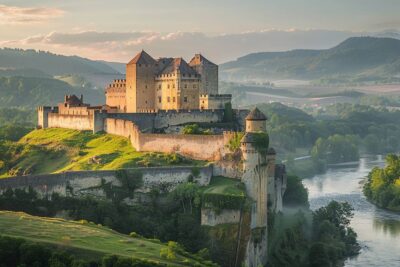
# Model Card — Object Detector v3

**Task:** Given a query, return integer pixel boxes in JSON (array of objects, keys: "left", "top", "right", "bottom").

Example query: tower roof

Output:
[
  {"left": 159, "top": 58, "right": 198, "bottom": 75},
  {"left": 189, "top": 54, "right": 217, "bottom": 67},
  {"left": 241, "top": 132, "right": 256, "bottom": 143},
  {"left": 64, "top": 95, "right": 83, "bottom": 105},
  {"left": 246, "top": 107, "right": 267, "bottom": 121},
  {"left": 127, "top": 50, "right": 156, "bottom": 65}
]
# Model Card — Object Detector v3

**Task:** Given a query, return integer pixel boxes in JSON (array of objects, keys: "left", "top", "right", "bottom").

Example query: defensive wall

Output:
[
  {"left": 38, "top": 108, "right": 248, "bottom": 161},
  {"left": 0, "top": 166, "right": 213, "bottom": 198},
  {"left": 104, "top": 118, "right": 235, "bottom": 161}
]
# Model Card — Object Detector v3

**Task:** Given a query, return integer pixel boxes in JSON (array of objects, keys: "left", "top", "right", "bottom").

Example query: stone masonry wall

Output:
[
  {"left": 201, "top": 208, "right": 241, "bottom": 226},
  {"left": 104, "top": 118, "right": 234, "bottom": 161},
  {"left": 139, "top": 133, "right": 225, "bottom": 161},
  {"left": 0, "top": 166, "right": 213, "bottom": 198},
  {"left": 48, "top": 113, "right": 93, "bottom": 131}
]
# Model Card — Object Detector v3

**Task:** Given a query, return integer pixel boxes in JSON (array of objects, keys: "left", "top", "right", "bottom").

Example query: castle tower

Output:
[
  {"left": 241, "top": 107, "right": 268, "bottom": 227},
  {"left": 189, "top": 54, "right": 218, "bottom": 95},
  {"left": 240, "top": 107, "right": 269, "bottom": 267},
  {"left": 126, "top": 50, "right": 157, "bottom": 113}
]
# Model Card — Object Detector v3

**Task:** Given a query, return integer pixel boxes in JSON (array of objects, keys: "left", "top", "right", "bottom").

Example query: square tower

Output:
[{"left": 126, "top": 50, "right": 157, "bottom": 112}]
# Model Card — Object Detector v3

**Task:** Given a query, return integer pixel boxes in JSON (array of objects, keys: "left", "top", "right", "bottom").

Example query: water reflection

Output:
[
  {"left": 373, "top": 216, "right": 400, "bottom": 238},
  {"left": 302, "top": 155, "right": 400, "bottom": 267}
]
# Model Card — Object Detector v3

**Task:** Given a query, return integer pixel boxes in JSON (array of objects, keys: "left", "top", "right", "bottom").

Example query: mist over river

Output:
[{"left": 302, "top": 155, "right": 400, "bottom": 267}]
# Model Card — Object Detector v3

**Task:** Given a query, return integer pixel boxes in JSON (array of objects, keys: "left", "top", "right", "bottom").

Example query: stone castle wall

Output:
[
  {"left": 48, "top": 113, "right": 93, "bottom": 131},
  {"left": 153, "top": 110, "right": 223, "bottom": 129},
  {"left": 201, "top": 208, "right": 241, "bottom": 226},
  {"left": 0, "top": 166, "right": 213, "bottom": 198},
  {"left": 104, "top": 118, "right": 234, "bottom": 161},
  {"left": 139, "top": 133, "right": 225, "bottom": 160}
]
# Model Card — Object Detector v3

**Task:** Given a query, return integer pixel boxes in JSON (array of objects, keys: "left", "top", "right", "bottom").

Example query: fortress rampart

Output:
[
  {"left": 38, "top": 106, "right": 246, "bottom": 161},
  {"left": 0, "top": 166, "right": 213, "bottom": 198},
  {"left": 105, "top": 118, "right": 236, "bottom": 160}
]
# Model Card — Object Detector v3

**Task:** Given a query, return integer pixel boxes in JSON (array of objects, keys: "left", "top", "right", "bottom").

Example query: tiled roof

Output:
[
  {"left": 65, "top": 95, "right": 83, "bottom": 105},
  {"left": 127, "top": 50, "right": 156, "bottom": 65},
  {"left": 158, "top": 58, "right": 198, "bottom": 75},
  {"left": 246, "top": 107, "right": 267, "bottom": 121},
  {"left": 189, "top": 54, "right": 217, "bottom": 66}
]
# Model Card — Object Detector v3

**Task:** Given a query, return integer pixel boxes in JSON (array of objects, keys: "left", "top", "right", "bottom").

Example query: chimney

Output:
[{"left": 81, "top": 94, "right": 83, "bottom": 102}]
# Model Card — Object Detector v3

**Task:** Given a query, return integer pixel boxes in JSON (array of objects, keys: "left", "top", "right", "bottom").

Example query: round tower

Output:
[
  {"left": 241, "top": 107, "right": 268, "bottom": 171},
  {"left": 245, "top": 107, "right": 267, "bottom": 133}
]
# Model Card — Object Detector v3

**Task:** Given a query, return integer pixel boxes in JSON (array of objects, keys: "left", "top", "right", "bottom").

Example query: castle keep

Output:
[{"left": 105, "top": 51, "right": 227, "bottom": 113}]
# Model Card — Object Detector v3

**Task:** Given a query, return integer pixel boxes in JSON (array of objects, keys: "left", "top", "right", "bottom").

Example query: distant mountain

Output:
[
  {"left": 221, "top": 37, "right": 400, "bottom": 83},
  {"left": 0, "top": 76, "right": 104, "bottom": 108},
  {"left": 100, "top": 60, "right": 126, "bottom": 74},
  {"left": 0, "top": 48, "right": 121, "bottom": 76}
]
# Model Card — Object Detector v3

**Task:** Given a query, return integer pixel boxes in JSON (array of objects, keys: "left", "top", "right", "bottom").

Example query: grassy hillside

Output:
[
  {"left": 0, "top": 210, "right": 208, "bottom": 266},
  {"left": 0, "top": 76, "right": 104, "bottom": 107},
  {"left": 0, "top": 128, "right": 202, "bottom": 177},
  {"left": 221, "top": 37, "right": 400, "bottom": 84}
]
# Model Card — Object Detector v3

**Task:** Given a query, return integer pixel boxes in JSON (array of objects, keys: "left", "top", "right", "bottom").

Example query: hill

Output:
[
  {"left": 0, "top": 48, "right": 120, "bottom": 76},
  {"left": 0, "top": 76, "right": 104, "bottom": 108},
  {"left": 0, "top": 210, "right": 209, "bottom": 266},
  {"left": 221, "top": 37, "right": 400, "bottom": 84},
  {"left": 0, "top": 128, "right": 202, "bottom": 177}
]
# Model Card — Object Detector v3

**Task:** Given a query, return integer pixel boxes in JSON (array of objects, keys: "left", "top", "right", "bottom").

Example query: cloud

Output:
[
  {"left": 0, "top": 4, "right": 64, "bottom": 24},
  {"left": 0, "top": 29, "right": 384, "bottom": 63}
]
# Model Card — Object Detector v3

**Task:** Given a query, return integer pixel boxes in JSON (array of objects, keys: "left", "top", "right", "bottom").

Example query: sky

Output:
[{"left": 0, "top": 0, "right": 399, "bottom": 63}]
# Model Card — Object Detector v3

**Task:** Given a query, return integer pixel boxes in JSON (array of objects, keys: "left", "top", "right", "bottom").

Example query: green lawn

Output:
[
  {"left": 1, "top": 128, "right": 204, "bottom": 177},
  {"left": 0, "top": 210, "right": 207, "bottom": 266}
]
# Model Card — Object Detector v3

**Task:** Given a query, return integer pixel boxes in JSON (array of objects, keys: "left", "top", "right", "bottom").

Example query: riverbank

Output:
[
  {"left": 363, "top": 154, "right": 400, "bottom": 212},
  {"left": 303, "top": 156, "right": 400, "bottom": 267}
]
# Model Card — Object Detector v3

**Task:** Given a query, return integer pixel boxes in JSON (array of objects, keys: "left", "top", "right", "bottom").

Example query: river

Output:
[{"left": 302, "top": 155, "right": 400, "bottom": 267}]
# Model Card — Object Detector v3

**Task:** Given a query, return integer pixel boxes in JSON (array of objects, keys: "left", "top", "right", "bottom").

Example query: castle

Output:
[
  {"left": 33, "top": 51, "right": 287, "bottom": 266},
  {"left": 105, "top": 51, "right": 230, "bottom": 112}
]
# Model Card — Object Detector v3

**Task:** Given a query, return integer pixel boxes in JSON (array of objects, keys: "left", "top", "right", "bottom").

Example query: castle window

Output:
[
  {"left": 167, "top": 84, "right": 170, "bottom": 89},
  {"left": 158, "top": 96, "right": 161, "bottom": 103},
  {"left": 173, "top": 84, "right": 175, "bottom": 88},
  {"left": 173, "top": 97, "right": 176, "bottom": 102},
  {"left": 193, "top": 84, "right": 197, "bottom": 89},
  {"left": 184, "top": 84, "right": 187, "bottom": 89},
  {"left": 184, "top": 97, "right": 188, "bottom": 102},
  {"left": 183, "top": 74, "right": 186, "bottom": 77},
  {"left": 167, "top": 97, "right": 170, "bottom": 102},
  {"left": 158, "top": 85, "right": 161, "bottom": 89},
  {"left": 145, "top": 85, "right": 148, "bottom": 89},
  {"left": 139, "top": 64, "right": 141, "bottom": 67}
]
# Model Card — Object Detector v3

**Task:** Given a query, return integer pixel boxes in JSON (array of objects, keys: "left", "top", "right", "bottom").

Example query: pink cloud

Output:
[{"left": 0, "top": 4, "right": 64, "bottom": 24}]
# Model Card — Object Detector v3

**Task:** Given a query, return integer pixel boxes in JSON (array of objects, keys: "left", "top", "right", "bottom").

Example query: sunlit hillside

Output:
[
  {"left": 0, "top": 210, "right": 211, "bottom": 266},
  {"left": 0, "top": 128, "right": 202, "bottom": 177}
]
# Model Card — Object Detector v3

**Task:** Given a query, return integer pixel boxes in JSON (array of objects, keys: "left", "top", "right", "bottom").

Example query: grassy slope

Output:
[
  {"left": 1, "top": 128, "right": 203, "bottom": 177},
  {"left": 202, "top": 176, "right": 245, "bottom": 197},
  {"left": 0, "top": 210, "right": 201, "bottom": 266}
]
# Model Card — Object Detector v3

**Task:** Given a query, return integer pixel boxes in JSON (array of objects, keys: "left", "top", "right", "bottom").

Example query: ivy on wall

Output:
[
  {"left": 202, "top": 193, "right": 245, "bottom": 212},
  {"left": 100, "top": 169, "right": 143, "bottom": 203},
  {"left": 252, "top": 132, "right": 269, "bottom": 155}
]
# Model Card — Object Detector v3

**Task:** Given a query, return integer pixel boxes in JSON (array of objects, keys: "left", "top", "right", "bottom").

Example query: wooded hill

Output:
[{"left": 221, "top": 37, "right": 400, "bottom": 84}]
